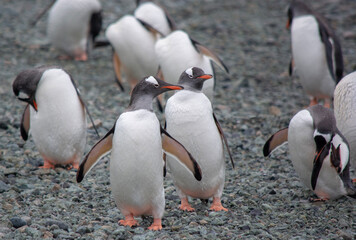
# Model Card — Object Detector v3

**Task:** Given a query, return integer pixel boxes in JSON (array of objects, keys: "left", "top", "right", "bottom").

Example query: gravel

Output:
[{"left": 1, "top": 0, "right": 356, "bottom": 239}]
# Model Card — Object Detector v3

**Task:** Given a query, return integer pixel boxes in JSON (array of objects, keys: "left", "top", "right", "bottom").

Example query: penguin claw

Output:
[
  {"left": 148, "top": 219, "right": 162, "bottom": 231},
  {"left": 209, "top": 197, "right": 228, "bottom": 212},
  {"left": 40, "top": 160, "right": 56, "bottom": 169},
  {"left": 119, "top": 218, "right": 139, "bottom": 227},
  {"left": 179, "top": 198, "right": 195, "bottom": 212}
]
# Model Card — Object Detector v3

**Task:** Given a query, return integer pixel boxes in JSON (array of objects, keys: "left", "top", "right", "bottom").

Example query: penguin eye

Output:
[
  {"left": 188, "top": 74, "right": 193, "bottom": 79},
  {"left": 154, "top": 83, "right": 159, "bottom": 88}
]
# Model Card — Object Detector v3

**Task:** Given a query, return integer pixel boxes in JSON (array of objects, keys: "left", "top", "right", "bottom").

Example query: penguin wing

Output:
[
  {"left": 112, "top": 50, "right": 125, "bottom": 91},
  {"left": 213, "top": 113, "right": 234, "bottom": 168},
  {"left": 20, "top": 104, "right": 30, "bottom": 141},
  {"left": 263, "top": 127, "right": 288, "bottom": 157},
  {"left": 136, "top": 18, "right": 164, "bottom": 37},
  {"left": 190, "top": 38, "right": 229, "bottom": 74},
  {"left": 161, "top": 127, "right": 202, "bottom": 181},
  {"left": 76, "top": 126, "right": 115, "bottom": 183},
  {"left": 311, "top": 142, "right": 331, "bottom": 190}
]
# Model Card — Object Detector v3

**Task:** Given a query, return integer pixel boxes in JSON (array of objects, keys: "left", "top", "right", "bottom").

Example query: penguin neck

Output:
[
  {"left": 181, "top": 83, "right": 203, "bottom": 93},
  {"left": 127, "top": 94, "right": 154, "bottom": 112}
]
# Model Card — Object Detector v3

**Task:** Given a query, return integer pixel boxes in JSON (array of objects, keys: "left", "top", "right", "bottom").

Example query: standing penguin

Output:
[
  {"left": 77, "top": 76, "right": 202, "bottom": 230},
  {"left": 287, "top": 0, "right": 343, "bottom": 107},
  {"left": 164, "top": 67, "right": 234, "bottom": 211},
  {"left": 263, "top": 105, "right": 356, "bottom": 200},
  {"left": 334, "top": 71, "right": 356, "bottom": 173},
  {"left": 155, "top": 30, "right": 229, "bottom": 101},
  {"left": 47, "top": 0, "right": 103, "bottom": 61},
  {"left": 13, "top": 66, "right": 97, "bottom": 169}
]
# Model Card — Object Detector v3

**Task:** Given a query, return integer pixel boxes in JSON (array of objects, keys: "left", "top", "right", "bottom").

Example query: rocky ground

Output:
[{"left": 1, "top": 0, "right": 356, "bottom": 239}]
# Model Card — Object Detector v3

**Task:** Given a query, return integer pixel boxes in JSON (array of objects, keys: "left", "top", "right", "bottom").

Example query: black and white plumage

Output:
[
  {"left": 263, "top": 105, "right": 356, "bottom": 200},
  {"left": 287, "top": 0, "right": 343, "bottom": 107}
]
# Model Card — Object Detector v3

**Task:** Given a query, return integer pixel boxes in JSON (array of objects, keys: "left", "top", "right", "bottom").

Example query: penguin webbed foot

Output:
[
  {"left": 39, "top": 159, "right": 56, "bottom": 169},
  {"left": 119, "top": 214, "right": 139, "bottom": 227},
  {"left": 209, "top": 197, "right": 228, "bottom": 211},
  {"left": 309, "top": 197, "right": 328, "bottom": 203},
  {"left": 179, "top": 198, "right": 195, "bottom": 212},
  {"left": 147, "top": 218, "right": 162, "bottom": 231}
]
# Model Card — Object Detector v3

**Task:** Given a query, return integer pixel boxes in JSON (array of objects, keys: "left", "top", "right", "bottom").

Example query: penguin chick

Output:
[
  {"left": 13, "top": 66, "right": 97, "bottom": 169},
  {"left": 47, "top": 0, "right": 103, "bottom": 61},
  {"left": 164, "top": 67, "right": 234, "bottom": 211},
  {"left": 287, "top": 0, "right": 343, "bottom": 107},
  {"left": 77, "top": 76, "right": 202, "bottom": 230},
  {"left": 155, "top": 30, "right": 229, "bottom": 101},
  {"left": 263, "top": 105, "right": 356, "bottom": 201}
]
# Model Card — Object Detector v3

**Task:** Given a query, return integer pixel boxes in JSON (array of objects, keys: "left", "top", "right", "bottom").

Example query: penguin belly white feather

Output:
[
  {"left": 165, "top": 90, "right": 224, "bottom": 199},
  {"left": 47, "top": 0, "right": 101, "bottom": 57},
  {"left": 291, "top": 16, "right": 335, "bottom": 99},
  {"left": 334, "top": 71, "right": 356, "bottom": 171},
  {"left": 155, "top": 31, "right": 215, "bottom": 100},
  {"left": 30, "top": 69, "right": 87, "bottom": 165},
  {"left": 288, "top": 109, "right": 347, "bottom": 199},
  {"left": 106, "top": 15, "right": 159, "bottom": 83},
  {"left": 110, "top": 110, "right": 165, "bottom": 218}
]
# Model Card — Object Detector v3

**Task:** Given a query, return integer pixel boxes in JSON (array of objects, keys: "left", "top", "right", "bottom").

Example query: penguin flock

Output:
[{"left": 10, "top": 0, "right": 356, "bottom": 232}]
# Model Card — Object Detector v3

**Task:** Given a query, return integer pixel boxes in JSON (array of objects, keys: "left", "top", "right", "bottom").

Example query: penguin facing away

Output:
[
  {"left": 155, "top": 30, "right": 229, "bottom": 101},
  {"left": 77, "top": 76, "right": 202, "bottom": 230},
  {"left": 263, "top": 105, "right": 356, "bottom": 201},
  {"left": 12, "top": 66, "right": 98, "bottom": 169},
  {"left": 334, "top": 71, "right": 356, "bottom": 175},
  {"left": 164, "top": 67, "right": 234, "bottom": 211},
  {"left": 47, "top": 0, "right": 103, "bottom": 61},
  {"left": 287, "top": 0, "right": 343, "bottom": 108}
]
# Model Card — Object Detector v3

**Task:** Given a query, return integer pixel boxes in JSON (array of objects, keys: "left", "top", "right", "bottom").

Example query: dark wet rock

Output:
[{"left": 10, "top": 217, "right": 27, "bottom": 229}]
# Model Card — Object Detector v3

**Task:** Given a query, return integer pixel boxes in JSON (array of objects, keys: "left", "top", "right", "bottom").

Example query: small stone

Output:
[
  {"left": 269, "top": 106, "right": 281, "bottom": 116},
  {"left": 45, "top": 220, "right": 69, "bottom": 231},
  {"left": 262, "top": 203, "right": 273, "bottom": 212},
  {"left": 171, "top": 225, "right": 181, "bottom": 231},
  {"left": 189, "top": 221, "right": 199, "bottom": 227},
  {"left": 43, "top": 231, "right": 53, "bottom": 239},
  {"left": 76, "top": 226, "right": 92, "bottom": 235},
  {"left": 25, "top": 227, "right": 41, "bottom": 238},
  {"left": 0, "top": 180, "right": 9, "bottom": 193},
  {"left": 199, "top": 220, "right": 208, "bottom": 225},
  {"left": 52, "top": 184, "right": 61, "bottom": 191},
  {"left": 269, "top": 189, "right": 276, "bottom": 195},
  {"left": 10, "top": 217, "right": 27, "bottom": 228}
]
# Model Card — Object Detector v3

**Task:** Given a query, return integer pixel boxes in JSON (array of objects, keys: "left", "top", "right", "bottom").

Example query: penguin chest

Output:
[
  {"left": 291, "top": 16, "right": 334, "bottom": 97},
  {"left": 165, "top": 92, "right": 224, "bottom": 198},
  {"left": 110, "top": 110, "right": 164, "bottom": 216}
]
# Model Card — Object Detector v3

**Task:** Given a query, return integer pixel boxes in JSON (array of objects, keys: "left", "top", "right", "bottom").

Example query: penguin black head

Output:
[
  {"left": 12, "top": 66, "right": 51, "bottom": 111},
  {"left": 286, "top": 0, "right": 312, "bottom": 29},
  {"left": 178, "top": 67, "right": 213, "bottom": 92},
  {"left": 128, "top": 76, "right": 183, "bottom": 111}
]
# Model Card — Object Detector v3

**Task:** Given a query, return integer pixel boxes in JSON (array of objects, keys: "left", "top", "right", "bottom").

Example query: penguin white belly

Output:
[
  {"left": 134, "top": 2, "right": 171, "bottom": 36},
  {"left": 291, "top": 16, "right": 335, "bottom": 98},
  {"left": 30, "top": 69, "right": 86, "bottom": 165},
  {"left": 106, "top": 16, "right": 159, "bottom": 82},
  {"left": 110, "top": 110, "right": 164, "bottom": 218},
  {"left": 334, "top": 73, "right": 356, "bottom": 170},
  {"left": 165, "top": 91, "right": 224, "bottom": 199},
  {"left": 155, "top": 32, "right": 215, "bottom": 100}
]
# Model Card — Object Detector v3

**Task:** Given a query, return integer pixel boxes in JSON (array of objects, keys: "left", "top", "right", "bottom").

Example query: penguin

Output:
[
  {"left": 287, "top": 0, "right": 343, "bottom": 108},
  {"left": 164, "top": 67, "right": 234, "bottom": 211},
  {"left": 76, "top": 76, "right": 202, "bottom": 230},
  {"left": 263, "top": 105, "right": 356, "bottom": 201},
  {"left": 47, "top": 0, "right": 103, "bottom": 61},
  {"left": 334, "top": 71, "right": 356, "bottom": 174},
  {"left": 12, "top": 66, "right": 98, "bottom": 169},
  {"left": 155, "top": 30, "right": 229, "bottom": 101}
]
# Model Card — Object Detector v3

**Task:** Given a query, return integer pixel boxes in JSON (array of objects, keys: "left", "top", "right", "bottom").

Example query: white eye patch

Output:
[
  {"left": 185, "top": 67, "right": 193, "bottom": 77},
  {"left": 145, "top": 76, "right": 158, "bottom": 85},
  {"left": 18, "top": 92, "right": 29, "bottom": 99}
]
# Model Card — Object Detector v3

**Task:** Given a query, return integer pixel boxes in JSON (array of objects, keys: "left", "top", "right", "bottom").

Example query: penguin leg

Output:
[
  {"left": 148, "top": 218, "right": 162, "bottom": 231},
  {"left": 352, "top": 179, "right": 356, "bottom": 183},
  {"left": 323, "top": 98, "right": 331, "bottom": 108},
  {"left": 309, "top": 97, "right": 318, "bottom": 107},
  {"left": 179, "top": 197, "right": 195, "bottom": 212},
  {"left": 119, "top": 214, "right": 139, "bottom": 227},
  {"left": 209, "top": 197, "right": 228, "bottom": 211},
  {"left": 40, "top": 158, "right": 56, "bottom": 169},
  {"left": 74, "top": 52, "right": 88, "bottom": 61}
]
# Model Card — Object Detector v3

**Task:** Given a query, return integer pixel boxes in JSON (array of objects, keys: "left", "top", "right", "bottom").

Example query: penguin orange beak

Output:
[
  {"left": 32, "top": 100, "right": 38, "bottom": 111},
  {"left": 286, "top": 20, "right": 291, "bottom": 29},
  {"left": 198, "top": 74, "right": 213, "bottom": 80},
  {"left": 161, "top": 85, "right": 183, "bottom": 90}
]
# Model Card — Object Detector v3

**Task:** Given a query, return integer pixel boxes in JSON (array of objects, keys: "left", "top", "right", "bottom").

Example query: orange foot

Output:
[
  {"left": 210, "top": 197, "right": 228, "bottom": 211},
  {"left": 148, "top": 218, "right": 162, "bottom": 231},
  {"left": 309, "top": 197, "right": 328, "bottom": 202},
  {"left": 309, "top": 97, "right": 318, "bottom": 107},
  {"left": 352, "top": 179, "right": 356, "bottom": 183},
  {"left": 40, "top": 159, "right": 55, "bottom": 169},
  {"left": 74, "top": 52, "right": 88, "bottom": 61},
  {"left": 119, "top": 214, "right": 139, "bottom": 227},
  {"left": 66, "top": 162, "right": 79, "bottom": 170},
  {"left": 179, "top": 198, "right": 195, "bottom": 212}
]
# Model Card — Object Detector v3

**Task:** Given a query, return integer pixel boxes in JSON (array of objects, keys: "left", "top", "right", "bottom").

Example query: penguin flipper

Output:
[
  {"left": 311, "top": 142, "right": 330, "bottom": 190},
  {"left": 76, "top": 126, "right": 115, "bottom": 183},
  {"left": 318, "top": 25, "right": 336, "bottom": 82},
  {"left": 289, "top": 57, "right": 294, "bottom": 76},
  {"left": 213, "top": 113, "right": 234, "bottom": 168},
  {"left": 20, "top": 104, "right": 30, "bottom": 141},
  {"left": 113, "top": 51, "right": 125, "bottom": 92},
  {"left": 136, "top": 18, "right": 164, "bottom": 37},
  {"left": 263, "top": 127, "right": 288, "bottom": 157},
  {"left": 190, "top": 38, "right": 229, "bottom": 74},
  {"left": 161, "top": 127, "right": 202, "bottom": 181}
]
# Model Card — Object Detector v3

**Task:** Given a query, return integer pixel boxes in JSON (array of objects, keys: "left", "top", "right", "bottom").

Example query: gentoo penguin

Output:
[
  {"left": 164, "top": 67, "right": 234, "bottom": 211},
  {"left": 287, "top": 0, "right": 343, "bottom": 107},
  {"left": 47, "top": 0, "right": 103, "bottom": 61},
  {"left": 13, "top": 66, "right": 98, "bottom": 169},
  {"left": 334, "top": 71, "right": 356, "bottom": 174},
  {"left": 155, "top": 30, "right": 229, "bottom": 101},
  {"left": 77, "top": 76, "right": 202, "bottom": 230},
  {"left": 263, "top": 105, "right": 356, "bottom": 200}
]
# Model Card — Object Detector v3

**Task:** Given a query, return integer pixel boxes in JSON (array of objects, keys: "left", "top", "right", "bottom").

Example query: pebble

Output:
[
  {"left": 0, "top": 180, "right": 10, "bottom": 193},
  {"left": 45, "top": 220, "right": 69, "bottom": 231},
  {"left": 10, "top": 217, "right": 27, "bottom": 228}
]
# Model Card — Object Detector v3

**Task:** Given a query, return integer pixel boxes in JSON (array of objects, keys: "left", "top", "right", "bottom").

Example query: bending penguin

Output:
[
  {"left": 47, "top": 0, "right": 103, "bottom": 61},
  {"left": 155, "top": 30, "right": 229, "bottom": 101},
  {"left": 287, "top": 0, "right": 343, "bottom": 107},
  {"left": 76, "top": 76, "right": 202, "bottom": 230},
  {"left": 263, "top": 105, "right": 356, "bottom": 201},
  {"left": 13, "top": 66, "right": 98, "bottom": 169},
  {"left": 164, "top": 67, "right": 234, "bottom": 211}
]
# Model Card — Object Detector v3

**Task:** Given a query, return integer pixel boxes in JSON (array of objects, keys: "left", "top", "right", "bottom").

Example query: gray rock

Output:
[
  {"left": 76, "top": 226, "right": 93, "bottom": 235},
  {"left": 0, "top": 180, "right": 9, "bottom": 193},
  {"left": 10, "top": 217, "right": 27, "bottom": 228},
  {"left": 45, "top": 220, "right": 69, "bottom": 231}
]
